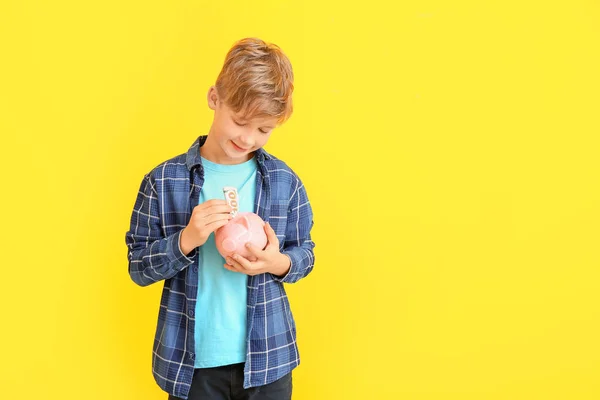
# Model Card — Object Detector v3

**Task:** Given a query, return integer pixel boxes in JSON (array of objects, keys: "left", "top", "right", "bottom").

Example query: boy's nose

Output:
[{"left": 239, "top": 136, "right": 254, "bottom": 148}]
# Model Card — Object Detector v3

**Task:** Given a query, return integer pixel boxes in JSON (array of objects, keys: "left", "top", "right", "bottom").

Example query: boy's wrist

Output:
[
  {"left": 271, "top": 253, "right": 291, "bottom": 278},
  {"left": 179, "top": 228, "right": 195, "bottom": 256}
]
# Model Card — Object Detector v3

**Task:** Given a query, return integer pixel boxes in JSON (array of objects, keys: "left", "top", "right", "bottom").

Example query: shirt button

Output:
[
  {"left": 188, "top": 352, "right": 195, "bottom": 360},
  {"left": 192, "top": 266, "right": 198, "bottom": 273},
  {"left": 188, "top": 309, "right": 195, "bottom": 317}
]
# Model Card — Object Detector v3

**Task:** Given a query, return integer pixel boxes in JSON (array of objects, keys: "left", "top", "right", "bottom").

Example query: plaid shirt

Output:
[{"left": 125, "top": 135, "right": 315, "bottom": 399}]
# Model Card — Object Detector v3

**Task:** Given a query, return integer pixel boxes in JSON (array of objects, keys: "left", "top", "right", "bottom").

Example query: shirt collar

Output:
[{"left": 185, "top": 135, "right": 271, "bottom": 171}]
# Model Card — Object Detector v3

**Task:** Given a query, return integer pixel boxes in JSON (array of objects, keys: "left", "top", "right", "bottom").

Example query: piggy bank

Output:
[{"left": 215, "top": 212, "right": 268, "bottom": 260}]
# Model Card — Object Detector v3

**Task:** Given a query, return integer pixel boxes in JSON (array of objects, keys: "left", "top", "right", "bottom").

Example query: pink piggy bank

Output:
[{"left": 215, "top": 212, "right": 268, "bottom": 260}]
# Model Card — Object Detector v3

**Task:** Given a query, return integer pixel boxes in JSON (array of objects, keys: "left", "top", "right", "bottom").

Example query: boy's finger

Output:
[
  {"left": 230, "top": 254, "right": 252, "bottom": 270},
  {"left": 204, "top": 204, "right": 234, "bottom": 214},
  {"left": 200, "top": 199, "right": 228, "bottom": 208},
  {"left": 245, "top": 243, "right": 262, "bottom": 258},
  {"left": 225, "top": 257, "right": 242, "bottom": 270},
  {"left": 194, "top": 201, "right": 229, "bottom": 214},
  {"left": 223, "top": 263, "right": 240, "bottom": 273},
  {"left": 264, "top": 222, "right": 278, "bottom": 244}
]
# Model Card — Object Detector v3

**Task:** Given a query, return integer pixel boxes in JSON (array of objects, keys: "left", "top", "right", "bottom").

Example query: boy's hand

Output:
[
  {"left": 180, "top": 199, "right": 233, "bottom": 255},
  {"left": 224, "top": 222, "right": 291, "bottom": 277}
]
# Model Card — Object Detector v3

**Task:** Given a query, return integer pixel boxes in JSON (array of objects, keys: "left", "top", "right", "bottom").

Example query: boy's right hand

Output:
[{"left": 180, "top": 199, "right": 233, "bottom": 255}]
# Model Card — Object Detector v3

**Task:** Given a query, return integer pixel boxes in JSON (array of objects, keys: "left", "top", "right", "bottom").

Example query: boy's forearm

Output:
[
  {"left": 126, "top": 174, "right": 196, "bottom": 287},
  {"left": 127, "top": 230, "right": 195, "bottom": 286},
  {"left": 276, "top": 174, "right": 316, "bottom": 283},
  {"left": 274, "top": 240, "right": 315, "bottom": 283}
]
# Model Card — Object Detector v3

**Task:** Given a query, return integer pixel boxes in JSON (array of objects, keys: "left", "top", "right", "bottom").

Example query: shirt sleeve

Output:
[
  {"left": 125, "top": 173, "right": 195, "bottom": 287},
  {"left": 273, "top": 173, "right": 316, "bottom": 283}
]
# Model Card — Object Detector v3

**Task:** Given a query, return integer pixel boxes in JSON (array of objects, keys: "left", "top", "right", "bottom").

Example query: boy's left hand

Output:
[{"left": 224, "top": 222, "right": 291, "bottom": 277}]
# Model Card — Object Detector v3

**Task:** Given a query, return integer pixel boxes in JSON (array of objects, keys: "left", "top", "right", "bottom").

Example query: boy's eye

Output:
[{"left": 234, "top": 118, "right": 270, "bottom": 134}]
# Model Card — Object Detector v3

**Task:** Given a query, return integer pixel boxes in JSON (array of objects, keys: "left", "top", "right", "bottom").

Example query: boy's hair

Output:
[{"left": 215, "top": 37, "right": 294, "bottom": 125}]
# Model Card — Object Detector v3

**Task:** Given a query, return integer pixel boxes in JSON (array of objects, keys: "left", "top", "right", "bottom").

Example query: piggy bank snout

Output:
[
  {"left": 222, "top": 238, "right": 237, "bottom": 252},
  {"left": 221, "top": 227, "right": 250, "bottom": 252}
]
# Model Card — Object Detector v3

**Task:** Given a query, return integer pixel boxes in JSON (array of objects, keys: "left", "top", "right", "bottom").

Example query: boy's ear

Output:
[{"left": 207, "top": 86, "right": 218, "bottom": 110}]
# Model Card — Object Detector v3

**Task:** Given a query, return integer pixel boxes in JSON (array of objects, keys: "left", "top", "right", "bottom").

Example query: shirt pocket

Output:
[{"left": 269, "top": 199, "right": 289, "bottom": 248}]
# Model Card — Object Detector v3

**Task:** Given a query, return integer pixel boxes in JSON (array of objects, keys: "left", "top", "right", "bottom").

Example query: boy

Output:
[{"left": 125, "top": 38, "right": 316, "bottom": 400}]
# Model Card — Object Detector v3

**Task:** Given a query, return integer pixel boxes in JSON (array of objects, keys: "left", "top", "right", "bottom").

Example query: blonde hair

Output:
[{"left": 215, "top": 38, "right": 294, "bottom": 125}]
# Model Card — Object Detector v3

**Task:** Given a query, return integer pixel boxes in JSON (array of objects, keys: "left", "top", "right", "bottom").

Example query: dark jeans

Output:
[{"left": 168, "top": 362, "right": 292, "bottom": 400}]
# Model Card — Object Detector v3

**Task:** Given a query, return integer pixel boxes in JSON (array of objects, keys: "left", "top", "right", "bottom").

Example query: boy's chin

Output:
[{"left": 222, "top": 146, "right": 251, "bottom": 162}]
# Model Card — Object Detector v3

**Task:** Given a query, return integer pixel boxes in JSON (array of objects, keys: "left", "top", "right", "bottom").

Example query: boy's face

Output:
[{"left": 206, "top": 86, "right": 278, "bottom": 164}]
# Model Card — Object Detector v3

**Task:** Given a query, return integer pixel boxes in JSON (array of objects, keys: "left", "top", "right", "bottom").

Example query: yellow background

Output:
[{"left": 1, "top": 0, "right": 599, "bottom": 399}]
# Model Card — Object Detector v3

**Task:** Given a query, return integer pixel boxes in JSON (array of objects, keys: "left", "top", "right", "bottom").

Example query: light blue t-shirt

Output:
[{"left": 194, "top": 155, "right": 258, "bottom": 368}]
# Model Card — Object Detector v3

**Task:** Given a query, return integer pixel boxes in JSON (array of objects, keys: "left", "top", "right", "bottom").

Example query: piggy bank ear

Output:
[
  {"left": 240, "top": 215, "right": 253, "bottom": 241},
  {"left": 240, "top": 215, "right": 250, "bottom": 230}
]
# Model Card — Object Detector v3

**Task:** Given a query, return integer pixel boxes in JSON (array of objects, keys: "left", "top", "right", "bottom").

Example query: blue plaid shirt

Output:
[{"left": 125, "top": 135, "right": 316, "bottom": 399}]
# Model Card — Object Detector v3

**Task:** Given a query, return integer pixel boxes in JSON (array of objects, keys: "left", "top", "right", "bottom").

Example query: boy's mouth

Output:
[{"left": 232, "top": 141, "right": 250, "bottom": 152}]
